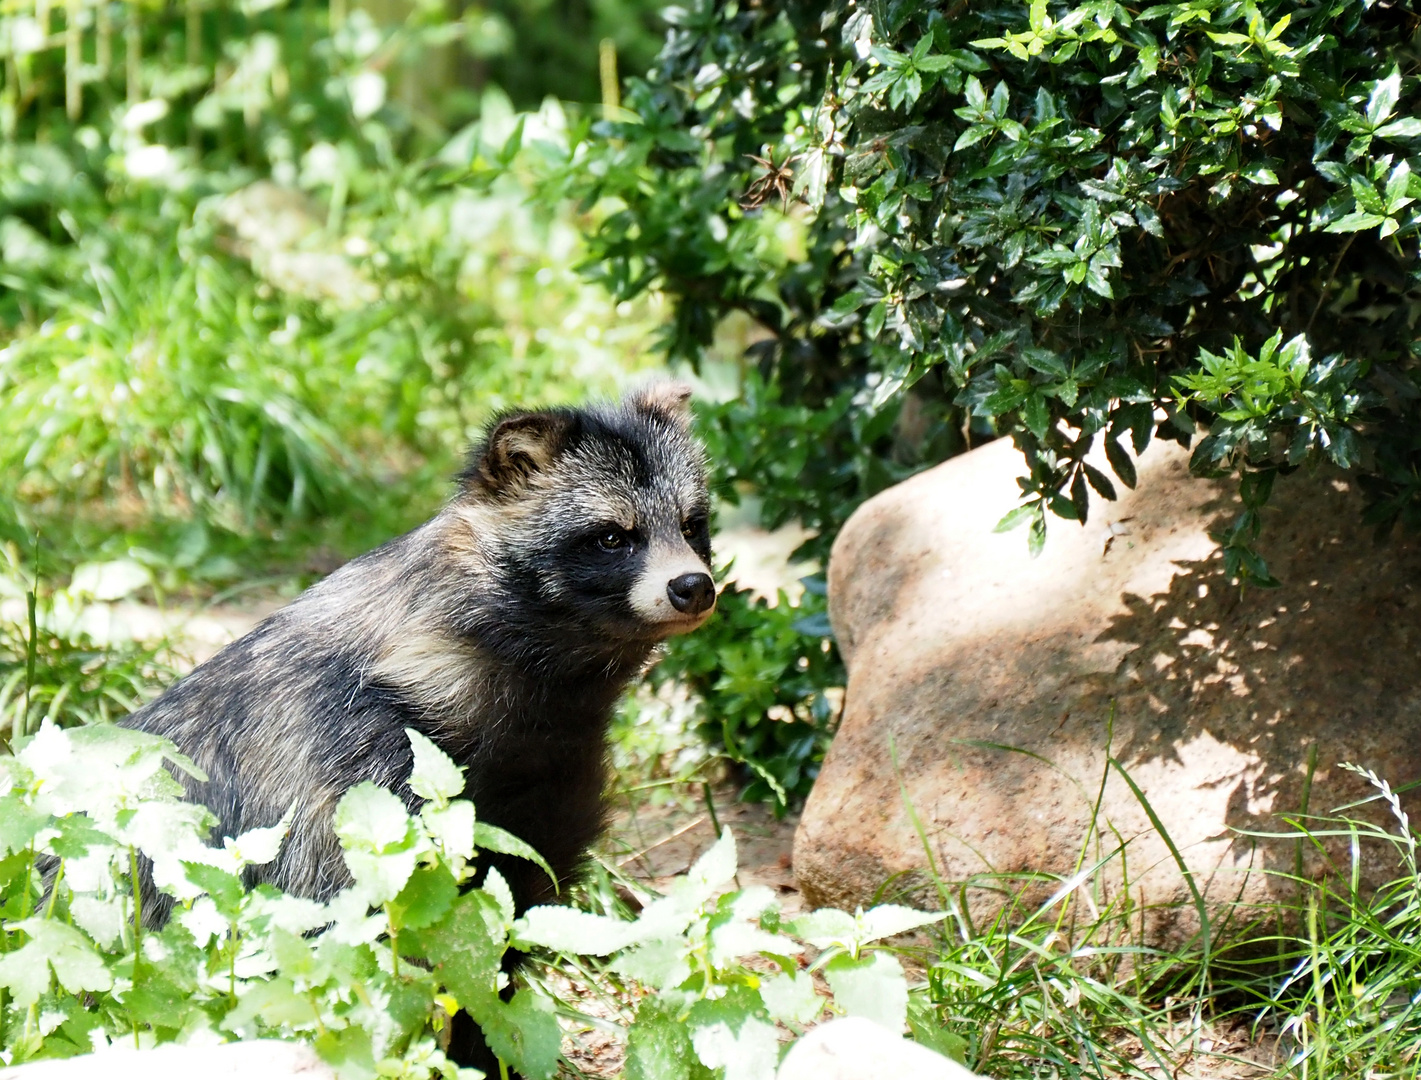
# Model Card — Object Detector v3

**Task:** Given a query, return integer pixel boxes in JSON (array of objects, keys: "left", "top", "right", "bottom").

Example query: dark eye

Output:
[
  {"left": 681, "top": 516, "right": 706, "bottom": 541},
  {"left": 596, "top": 529, "right": 628, "bottom": 551}
]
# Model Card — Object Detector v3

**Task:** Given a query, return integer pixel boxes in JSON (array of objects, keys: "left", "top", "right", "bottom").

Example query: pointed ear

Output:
[
  {"left": 461, "top": 411, "right": 577, "bottom": 497},
  {"left": 629, "top": 381, "right": 694, "bottom": 429}
]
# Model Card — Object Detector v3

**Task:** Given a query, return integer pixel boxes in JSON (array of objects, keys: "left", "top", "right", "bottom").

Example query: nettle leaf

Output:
[
  {"left": 708, "top": 916, "right": 798, "bottom": 966},
  {"left": 182, "top": 860, "right": 246, "bottom": 915},
  {"left": 423, "top": 890, "right": 506, "bottom": 1010},
  {"left": 70, "top": 895, "right": 126, "bottom": 949},
  {"left": 907, "top": 997, "right": 971, "bottom": 1063},
  {"left": 333, "top": 783, "right": 415, "bottom": 854},
  {"left": 824, "top": 951, "right": 910, "bottom": 1031},
  {"left": 474, "top": 823, "right": 556, "bottom": 891},
  {"left": 676, "top": 828, "right": 738, "bottom": 906},
  {"left": 313, "top": 1026, "right": 376, "bottom": 1079},
  {"left": 225, "top": 976, "right": 321, "bottom": 1032},
  {"left": 388, "top": 862, "right": 459, "bottom": 930},
  {"left": 483, "top": 866, "right": 516, "bottom": 927},
  {"left": 0, "top": 794, "right": 49, "bottom": 855},
  {"left": 611, "top": 936, "right": 693, "bottom": 990},
  {"left": 759, "top": 969, "right": 824, "bottom": 1025},
  {"left": 333, "top": 784, "right": 418, "bottom": 903},
  {"left": 479, "top": 989, "right": 562, "bottom": 1080},
  {"left": 125, "top": 967, "right": 198, "bottom": 1032},
  {"left": 405, "top": 728, "right": 466, "bottom": 806},
  {"left": 513, "top": 905, "right": 641, "bottom": 955},
  {"left": 49, "top": 815, "right": 114, "bottom": 859},
  {"left": 0, "top": 919, "right": 113, "bottom": 1007},
  {"left": 342, "top": 844, "right": 418, "bottom": 906},
  {"left": 787, "top": 907, "right": 857, "bottom": 948},
  {"left": 790, "top": 903, "right": 945, "bottom": 952},
  {"left": 690, "top": 988, "right": 778, "bottom": 1080},
  {"left": 692, "top": 1016, "right": 779, "bottom": 1080},
  {"left": 222, "top": 808, "right": 292, "bottom": 868},
  {"left": 625, "top": 993, "right": 703, "bottom": 1080},
  {"left": 422, "top": 800, "right": 475, "bottom": 863},
  {"left": 856, "top": 903, "right": 950, "bottom": 944}
]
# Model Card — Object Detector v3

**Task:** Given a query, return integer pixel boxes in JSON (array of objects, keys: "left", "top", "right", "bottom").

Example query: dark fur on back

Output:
[{"left": 120, "top": 387, "right": 714, "bottom": 932}]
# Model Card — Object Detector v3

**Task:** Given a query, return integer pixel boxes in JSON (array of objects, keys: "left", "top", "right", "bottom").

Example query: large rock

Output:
[{"left": 794, "top": 436, "right": 1421, "bottom": 944}]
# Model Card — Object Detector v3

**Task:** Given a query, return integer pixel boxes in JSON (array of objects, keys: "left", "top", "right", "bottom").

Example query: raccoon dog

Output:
[{"left": 118, "top": 384, "right": 715, "bottom": 1064}]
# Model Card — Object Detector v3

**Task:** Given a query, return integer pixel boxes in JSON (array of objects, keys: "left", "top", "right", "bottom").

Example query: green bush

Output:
[
  {"left": 563, "top": 0, "right": 1421, "bottom": 586},
  {"left": 650, "top": 578, "right": 843, "bottom": 809}
]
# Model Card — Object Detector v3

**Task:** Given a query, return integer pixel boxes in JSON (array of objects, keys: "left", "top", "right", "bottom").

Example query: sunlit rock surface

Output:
[{"left": 795, "top": 435, "right": 1421, "bottom": 944}]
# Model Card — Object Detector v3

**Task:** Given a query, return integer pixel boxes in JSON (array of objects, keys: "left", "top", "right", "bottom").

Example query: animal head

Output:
[{"left": 453, "top": 383, "right": 716, "bottom": 647}]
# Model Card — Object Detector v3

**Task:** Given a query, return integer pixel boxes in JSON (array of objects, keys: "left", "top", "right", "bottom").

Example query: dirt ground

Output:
[{"left": 603, "top": 790, "right": 804, "bottom": 915}]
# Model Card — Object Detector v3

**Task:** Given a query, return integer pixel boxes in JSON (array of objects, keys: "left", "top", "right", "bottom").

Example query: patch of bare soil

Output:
[{"left": 603, "top": 789, "right": 803, "bottom": 915}]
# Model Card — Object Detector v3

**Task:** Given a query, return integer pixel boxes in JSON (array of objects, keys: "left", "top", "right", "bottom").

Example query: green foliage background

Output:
[{"left": 563, "top": 0, "right": 1421, "bottom": 587}]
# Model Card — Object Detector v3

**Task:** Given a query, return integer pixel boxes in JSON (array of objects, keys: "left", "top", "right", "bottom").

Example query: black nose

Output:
[{"left": 667, "top": 572, "right": 715, "bottom": 615}]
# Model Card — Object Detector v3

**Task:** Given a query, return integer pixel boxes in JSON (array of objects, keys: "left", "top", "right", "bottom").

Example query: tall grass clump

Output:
[
  {"left": 0, "top": 0, "right": 663, "bottom": 570},
  {"left": 1219, "top": 764, "right": 1421, "bottom": 1078},
  {"left": 0, "top": 536, "right": 175, "bottom": 744}
]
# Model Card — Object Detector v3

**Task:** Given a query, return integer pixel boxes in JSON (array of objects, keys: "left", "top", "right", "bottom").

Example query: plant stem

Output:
[
  {"left": 701, "top": 782, "right": 721, "bottom": 839},
  {"left": 20, "top": 533, "right": 39, "bottom": 745},
  {"left": 128, "top": 846, "right": 143, "bottom": 957},
  {"left": 43, "top": 861, "right": 64, "bottom": 919},
  {"left": 229, "top": 919, "right": 238, "bottom": 1004}
]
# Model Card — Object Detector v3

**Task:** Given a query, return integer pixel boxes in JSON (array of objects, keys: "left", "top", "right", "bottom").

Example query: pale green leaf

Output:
[
  {"left": 824, "top": 951, "right": 909, "bottom": 1031},
  {"left": 405, "top": 728, "right": 466, "bottom": 805},
  {"left": 332, "top": 782, "right": 413, "bottom": 853},
  {"left": 342, "top": 845, "right": 417, "bottom": 906},
  {"left": 223, "top": 805, "right": 293, "bottom": 867},
  {"left": 787, "top": 907, "right": 857, "bottom": 948},
  {"left": 610, "top": 938, "right": 693, "bottom": 990},
  {"left": 759, "top": 970, "right": 823, "bottom": 1025},
  {"left": 513, "top": 905, "right": 640, "bottom": 955},
  {"left": 479, "top": 989, "right": 562, "bottom": 1080},
  {"left": 474, "top": 822, "right": 556, "bottom": 891},
  {"left": 0, "top": 919, "right": 113, "bottom": 1006},
  {"left": 483, "top": 866, "right": 516, "bottom": 926},
  {"left": 857, "top": 904, "right": 950, "bottom": 944},
  {"left": 692, "top": 1016, "right": 779, "bottom": 1080},
  {"left": 422, "top": 799, "right": 476, "bottom": 862}
]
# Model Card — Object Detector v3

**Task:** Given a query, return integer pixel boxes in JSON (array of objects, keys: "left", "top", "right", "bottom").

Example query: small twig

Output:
[
  {"left": 615, "top": 815, "right": 709, "bottom": 869},
  {"left": 1306, "top": 233, "right": 1356, "bottom": 334}
]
